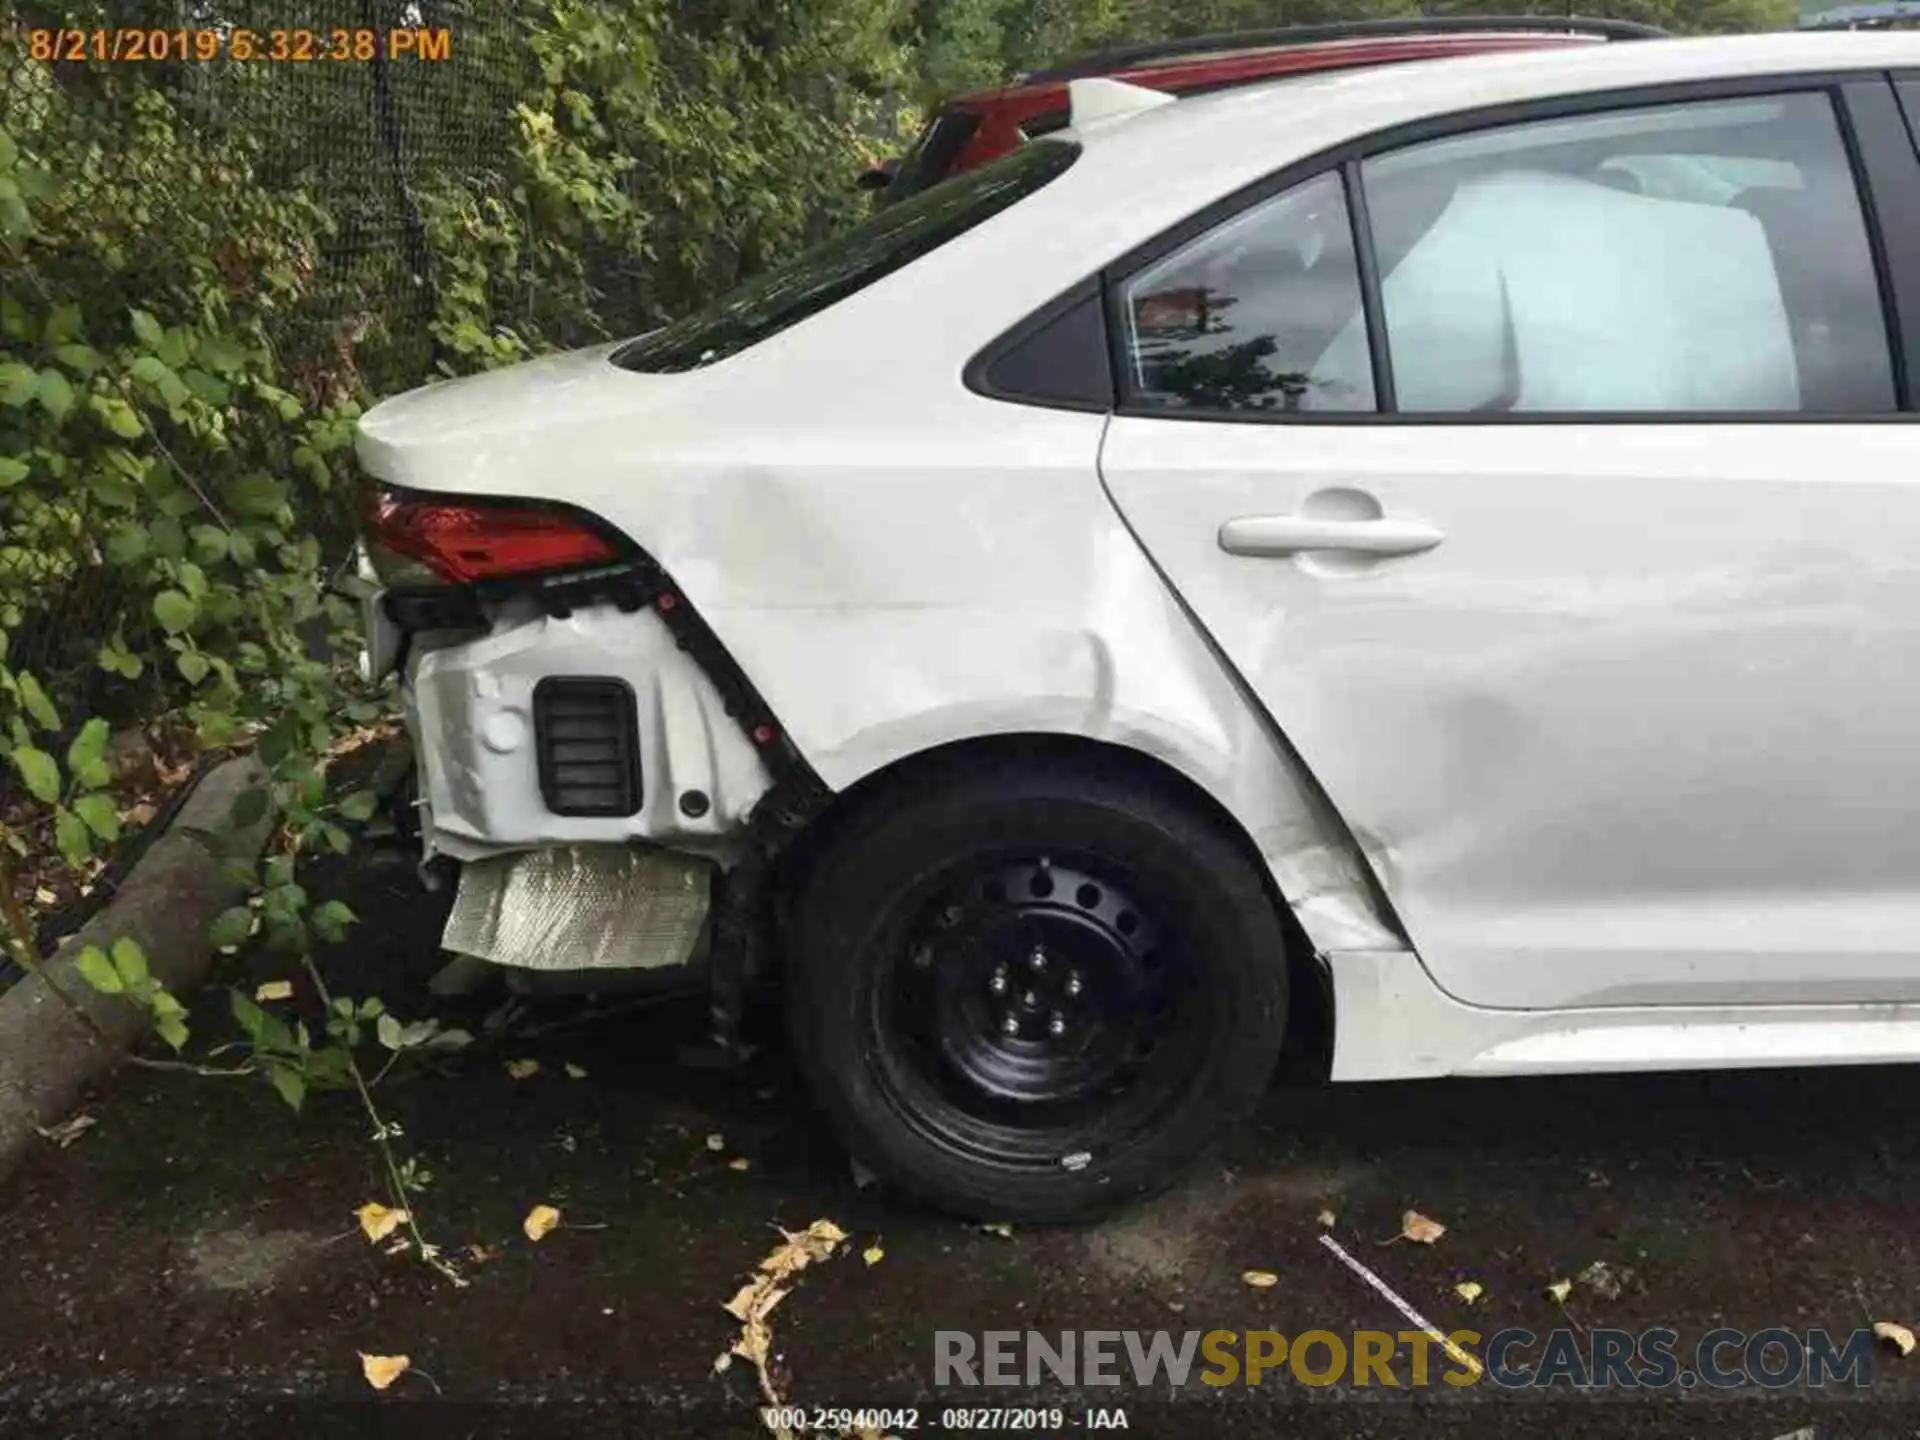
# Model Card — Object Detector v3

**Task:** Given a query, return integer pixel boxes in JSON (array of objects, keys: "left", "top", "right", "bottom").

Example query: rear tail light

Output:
[{"left": 362, "top": 488, "right": 622, "bottom": 587}]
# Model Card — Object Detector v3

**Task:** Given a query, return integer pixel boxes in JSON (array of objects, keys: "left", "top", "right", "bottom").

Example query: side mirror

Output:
[{"left": 856, "top": 158, "right": 900, "bottom": 192}]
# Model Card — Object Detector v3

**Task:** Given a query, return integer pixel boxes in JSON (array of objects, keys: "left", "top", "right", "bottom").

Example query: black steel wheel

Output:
[{"left": 786, "top": 753, "right": 1288, "bottom": 1221}]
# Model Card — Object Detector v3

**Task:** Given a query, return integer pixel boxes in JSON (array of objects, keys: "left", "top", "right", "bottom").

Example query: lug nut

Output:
[
  {"left": 1065, "top": 973, "right": 1083, "bottom": 998},
  {"left": 1023, "top": 990, "right": 1040, "bottom": 1010},
  {"left": 1048, "top": 1013, "right": 1066, "bottom": 1037},
  {"left": 1029, "top": 947, "right": 1047, "bottom": 971},
  {"left": 989, "top": 966, "right": 1008, "bottom": 996},
  {"left": 1001, "top": 1014, "right": 1020, "bottom": 1037}
]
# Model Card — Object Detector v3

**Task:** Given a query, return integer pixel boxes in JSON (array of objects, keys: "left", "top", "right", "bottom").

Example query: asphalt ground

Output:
[{"left": 4, "top": 841, "right": 1919, "bottom": 1440}]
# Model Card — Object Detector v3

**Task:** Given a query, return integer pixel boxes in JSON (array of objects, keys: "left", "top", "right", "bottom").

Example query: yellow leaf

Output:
[
  {"left": 1401, "top": 1210, "right": 1446, "bottom": 1245},
  {"left": 359, "top": 1353, "right": 410, "bottom": 1391},
  {"left": 564, "top": 1063, "right": 587, "bottom": 1080},
  {"left": 1454, "top": 1280, "right": 1484, "bottom": 1305},
  {"left": 1242, "top": 1269, "right": 1279, "bottom": 1289},
  {"left": 1876, "top": 1321, "right": 1917, "bottom": 1356},
  {"left": 1546, "top": 1278, "right": 1573, "bottom": 1304},
  {"left": 728, "top": 1157, "right": 750, "bottom": 1172},
  {"left": 705, "top": 1132, "right": 726, "bottom": 1152},
  {"left": 505, "top": 1058, "right": 540, "bottom": 1080},
  {"left": 33, "top": 887, "right": 57, "bottom": 905},
  {"left": 523, "top": 1204, "right": 561, "bottom": 1241},
  {"left": 806, "top": 1219, "right": 848, "bottom": 1247},
  {"left": 864, "top": 1243, "right": 884, "bottom": 1266},
  {"left": 255, "top": 980, "right": 294, "bottom": 1002},
  {"left": 356, "top": 1202, "right": 409, "bottom": 1244},
  {"left": 1315, "top": 1208, "right": 1337, "bottom": 1228}
]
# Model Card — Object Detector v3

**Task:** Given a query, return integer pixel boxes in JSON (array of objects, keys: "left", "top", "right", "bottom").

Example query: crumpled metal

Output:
[{"left": 442, "top": 844, "right": 711, "bottom": 972}]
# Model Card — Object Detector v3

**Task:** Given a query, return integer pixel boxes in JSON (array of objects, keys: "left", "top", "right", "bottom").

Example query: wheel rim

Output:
[{"left": 866, "top": 848, "right": 1213, "bottom": 1167}]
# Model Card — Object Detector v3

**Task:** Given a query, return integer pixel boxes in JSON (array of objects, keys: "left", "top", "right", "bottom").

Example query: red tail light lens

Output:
[{"left": 363, "top": 490, "right": 621, "bottom": 586}]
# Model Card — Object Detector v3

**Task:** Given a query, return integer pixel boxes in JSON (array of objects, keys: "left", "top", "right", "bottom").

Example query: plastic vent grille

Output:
[{"left": 532, "top": 677, "right": 642, "bottom": 817}]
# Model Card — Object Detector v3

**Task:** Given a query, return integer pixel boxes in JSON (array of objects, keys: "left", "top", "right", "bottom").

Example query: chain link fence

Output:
[{"left": 0, "top": 1, "right": 559, "bottom": 744}]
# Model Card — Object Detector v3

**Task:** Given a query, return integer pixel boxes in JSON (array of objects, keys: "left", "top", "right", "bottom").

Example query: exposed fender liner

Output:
[{"left": 373, "top": 483, "right": 835, "bottom": 1048}]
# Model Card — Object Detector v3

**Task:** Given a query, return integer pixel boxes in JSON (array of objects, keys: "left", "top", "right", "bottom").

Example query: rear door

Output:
[{"left": 1098, "top": 76, "right": 1920, "bottom": 1010}]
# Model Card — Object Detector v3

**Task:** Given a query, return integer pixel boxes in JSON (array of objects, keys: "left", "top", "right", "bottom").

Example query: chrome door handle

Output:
[{"left": 1218, "top": 514, "right": 1445, "bottom": 558}]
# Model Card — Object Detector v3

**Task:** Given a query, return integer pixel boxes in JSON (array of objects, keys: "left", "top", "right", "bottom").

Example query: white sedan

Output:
[{"left": 356, "top": 31, "right": 1920, "bottom": 1219}]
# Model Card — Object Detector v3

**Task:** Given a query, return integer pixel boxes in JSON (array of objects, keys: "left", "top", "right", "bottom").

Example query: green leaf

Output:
[
  {"left": 0, "top": 456, "right": 27, "bottom": 489},
  {"left": 310, "top": 900, "right": 356, "bottom": 943},
  {"left": 66, "top": 717, "right": 109, "bottom": 777},
  {"left": 152, "top": 589, "right": 197, "bottom": 634},
  {"left": 110, "top": 937, "right": 149, "bottom": 988},
  {"left": 176, "top": 651, "right": 209, "bottom": 685},
  {"left": 73, "top": 792, "right": 120, "bottom": 843},
  {"left": 376, "top": 1012, "right": 405, "bottom": 1050},
  {"left": 129, "top": 308, "right": 164, "bottom": 348},
  {"left": 129, "top": 355, "right": 169, "bottom": 386},
  {"left": 94, "top": 395, "right": 143, "bottom": 440},
  {"left": 16, "top": 671, "right": 58, "bottom": 730},
  {"left": 337, "top": 790, "right": 380, "bottom": 823},
  {"left": 9, "top": 746, "right": 59, "bottom": 803},
  {"left": 208, "top": 906, "right": 254, "bottom": 949},
  {"left": 189, "top": 525, "right": 228, "bottom": 564},
  {"left": 268, "top": 1067, "right": 306, "bottom": 1111},
  {"left": 54, "top": 806, "right": 91, "bottom": 865},
  {"left": 0, "top": 361, "right": 35, "bottom": 406},
  {"left": 76, "top": 945, "right": 123, "bottom": 994},
  {"left": 97, "top": 640, "right": 142, "bottom": 679},
  {"left": 0, "top": 131, "right": 15, "bottom": 170},
  {"left": 44, "top": 303, "right": 80, "bottom": 346},
  {"left": 230, "top": 990, "right": 265, "bottom": 1038},
  {"left": 53, "top": 343, "right": 102, "bottom": 376},
  {"left": 194, "top": 333, "right": 248, "bottom": 375},
  {"left": 225, "top": 472, "right": 285, "bottom": 518},
  {"left": 34, "top": 368, "right": 73, "bottom": 419},
  {"left": 103, "top": 523, "right": 148, "bottom": 565},
  {"left": 155, "top": 1011, "right": 190, "bottom": 1051}
]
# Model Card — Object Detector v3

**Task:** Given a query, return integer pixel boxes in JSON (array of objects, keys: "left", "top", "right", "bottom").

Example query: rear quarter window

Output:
[{"left": 614, "top": 141, "right": 1076, "bottom": 374}]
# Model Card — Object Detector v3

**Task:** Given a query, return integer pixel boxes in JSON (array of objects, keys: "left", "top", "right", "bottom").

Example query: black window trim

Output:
[{"left": 1100, "top": 70, "right": 1920, "bottom": 426}]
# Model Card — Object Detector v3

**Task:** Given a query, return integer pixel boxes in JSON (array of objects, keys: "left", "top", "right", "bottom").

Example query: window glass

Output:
[
  {"left": 1357, "top": 93, "right": 1895, "bottom": 415},
  {"left": 1121, "top": 171, "right": 1374, "bottom": 414},
  {"left": 615, "top": 139, "right": 1073, "bottom": 373}
]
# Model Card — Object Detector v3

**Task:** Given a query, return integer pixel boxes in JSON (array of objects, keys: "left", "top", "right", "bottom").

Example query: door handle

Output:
[{"left": 1217, "top": 514, "right": 1445, "bottom": 559}]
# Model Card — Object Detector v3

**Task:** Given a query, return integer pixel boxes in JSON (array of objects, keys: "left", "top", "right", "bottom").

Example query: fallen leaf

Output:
[
  {"left": 359, "top": 1353, "right": 410, "bottom": 1391},
  {"left": 1546, "top": 1278, "right": 1573, "bottom": 1304},
  {"left": 33, "top": 886, "right": 57, "bottom": 905},
  {"left": 1242, "top": 1269, "right": 1280, "bottom": 1289},
  {"left": 1454, "top": 1280, "right": 1484, "bottom": 1305},
  {"left": 1315, "top": 1208, "right": 1337, "bottom": 1228},
  {"left": 1400, "top": 1210, "right": 1446, "bottom": 1245},
  {"left": 863, "top": 1243, "right": 884, "bottom": 1266},
  {"left": 523, "top": 1204, "right": 562, "bottom": 1241},
  {"left": 121, "top": 801, "right": 156, "bottom": 827},
  {"left": 35, "top": 1113, "right": 96, "bottom": 1149},
  {"left": 255, "top": 980, "right": 294, "bottom": 1002},
  {"left": 1578, "top": 1259, "right": 1629, "bottom": 1301},
  {"left": 564, "top": 1062, "right": 587, "bottom": 1080},
  {"left": 979, "top": 1221, "right": 1014, "bottom": 1239},
  {"left": 728, "top": 1157, "right": 750, "bottom": 1172},
  {"left": 465, "top": 1243, "right": 498, "bottom": 1264},
  {"left": 355, "top": 1202, "right": 409, "bottom": 1244},
  {"left": 506, "top": 1058, "right": 540, "bottom": 1080},
  {"left": 1876, "top": 1321, "right": 1917, "bottom": 1356},
  {"left": 713, "top": 1351, "right": 733, "bottom": 1374},
  {"left": 705, "top": 1132, "right": 726, "bottom": 1152}
]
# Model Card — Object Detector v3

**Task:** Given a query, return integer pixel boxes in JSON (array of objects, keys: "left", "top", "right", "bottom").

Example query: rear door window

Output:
[{"left": 1358, "top": 93, "right": 1896, "bottom": 414}]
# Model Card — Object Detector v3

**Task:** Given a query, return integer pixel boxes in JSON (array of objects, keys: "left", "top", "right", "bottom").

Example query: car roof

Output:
[{"left": 1062, "top": 31, "right": 1920, "bottom": 202}]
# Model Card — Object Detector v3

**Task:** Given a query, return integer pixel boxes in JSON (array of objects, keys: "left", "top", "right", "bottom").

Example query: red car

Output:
[{"left": 865, "top": 15, "right": 1667, "bottom": 202}]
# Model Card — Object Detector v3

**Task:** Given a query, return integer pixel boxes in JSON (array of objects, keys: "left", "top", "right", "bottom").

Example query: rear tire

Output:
[{"left": 786, "top": 755, "right": 1288, "bottom": 1221}]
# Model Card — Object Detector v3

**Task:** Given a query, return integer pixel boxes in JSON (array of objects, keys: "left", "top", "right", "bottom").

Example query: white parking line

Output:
[{"left": 1318, "top": 1233, "right": 1483, "bottom": 1378}]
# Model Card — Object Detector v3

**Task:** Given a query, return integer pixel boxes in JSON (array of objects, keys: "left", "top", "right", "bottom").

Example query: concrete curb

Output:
[{"left": 0, "top": 754, "right": 272, "bottom": 1181}]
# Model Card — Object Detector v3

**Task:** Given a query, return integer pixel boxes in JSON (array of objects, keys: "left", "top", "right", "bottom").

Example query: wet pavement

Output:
[{"left": 3, "top": 844, "right": 1920, "bottom": 1440}]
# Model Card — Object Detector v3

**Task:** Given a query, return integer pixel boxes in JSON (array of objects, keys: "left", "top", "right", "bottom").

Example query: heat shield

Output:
[{"left": 442, "top": 844, "right": 712, "bottom": 972}]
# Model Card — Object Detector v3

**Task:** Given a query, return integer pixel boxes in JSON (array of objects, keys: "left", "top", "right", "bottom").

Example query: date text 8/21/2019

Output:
[{"left": 28, "top": 28, "right": 452, "bottom": 63}]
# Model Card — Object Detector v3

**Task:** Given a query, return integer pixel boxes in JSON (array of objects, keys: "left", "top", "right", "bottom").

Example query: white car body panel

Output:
[{"left": 355, "top": 32, "right": 1920, "bottom": 1079}]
